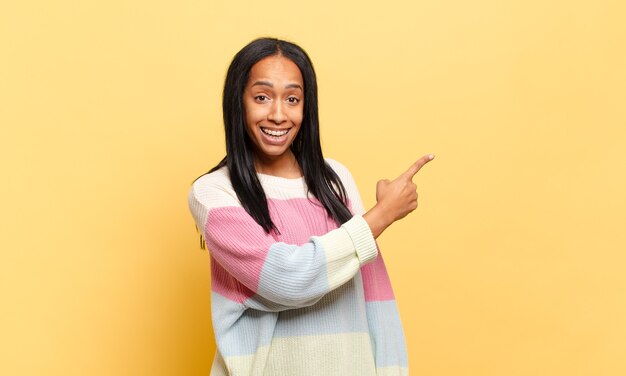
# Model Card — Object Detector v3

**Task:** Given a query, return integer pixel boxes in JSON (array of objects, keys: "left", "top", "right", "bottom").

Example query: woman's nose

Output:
[{"left": 267, "top": 101, "right": 286, "bottom": 124}]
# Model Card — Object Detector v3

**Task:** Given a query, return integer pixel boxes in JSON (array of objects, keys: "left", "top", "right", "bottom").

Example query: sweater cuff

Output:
[{"left": 342, "top": 215, "right": 378, "bottom": 265}]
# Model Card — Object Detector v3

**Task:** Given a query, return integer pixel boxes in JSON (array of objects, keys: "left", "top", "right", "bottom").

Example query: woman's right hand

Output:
[{"left": 363, "top": 154, "right": 434, "bottom": 238}]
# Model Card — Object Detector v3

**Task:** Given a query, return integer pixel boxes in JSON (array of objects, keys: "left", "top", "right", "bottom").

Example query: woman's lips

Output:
[
  {"left": 260, "top": 127, "right": 292, "bottom": 145},
  {"left": 261, "top": 127, "right": 290, "bottom": 137}
]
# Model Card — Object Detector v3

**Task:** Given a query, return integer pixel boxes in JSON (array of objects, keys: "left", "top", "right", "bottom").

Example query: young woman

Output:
[{"left": 188, "top": 37, "right": 433, "bottom": 375}]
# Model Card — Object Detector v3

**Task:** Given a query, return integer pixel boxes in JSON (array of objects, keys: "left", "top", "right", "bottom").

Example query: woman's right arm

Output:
[{"left": 189, "top": 181, "right": 378, "bottom": 311}]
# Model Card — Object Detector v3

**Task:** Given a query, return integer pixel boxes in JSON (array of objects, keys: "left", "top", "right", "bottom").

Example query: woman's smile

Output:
[
  {"left": 261, "top": 127, "right": 291, "bottom": 137},
  {"left": 258, "top": 126, "right": 293, "bottom": 145}
]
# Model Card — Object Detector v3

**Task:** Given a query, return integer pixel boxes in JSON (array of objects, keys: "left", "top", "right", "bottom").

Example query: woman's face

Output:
[{"left": 243, "top": 55, "right": 304, "bottom": 166}]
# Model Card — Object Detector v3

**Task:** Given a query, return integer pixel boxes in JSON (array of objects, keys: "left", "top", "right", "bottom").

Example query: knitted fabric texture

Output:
[{"left": 188, "top": 159, "right": 408, "bottom": 376}]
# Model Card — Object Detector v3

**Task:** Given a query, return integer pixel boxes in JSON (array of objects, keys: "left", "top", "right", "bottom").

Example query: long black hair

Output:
[{"left": 204, "top": 37, "right": 352, "bottom": 234}]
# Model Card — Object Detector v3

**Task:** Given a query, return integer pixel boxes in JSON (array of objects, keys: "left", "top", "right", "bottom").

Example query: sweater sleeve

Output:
[
  {"left": 326, "top": 159, "right": 409, "bottom": 370},
  {"left": 188, "top": 180, "right": 378, "bottom": 311}
]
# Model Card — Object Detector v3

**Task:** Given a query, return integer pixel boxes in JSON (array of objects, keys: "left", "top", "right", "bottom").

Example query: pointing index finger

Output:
[{"left": 403, "top": 154, "right": 435, "bottom": 180}]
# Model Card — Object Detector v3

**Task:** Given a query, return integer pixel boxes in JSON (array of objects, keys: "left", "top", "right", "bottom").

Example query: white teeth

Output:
[{"left": 261, "top": 128, "right": 289, "bottom": 137}]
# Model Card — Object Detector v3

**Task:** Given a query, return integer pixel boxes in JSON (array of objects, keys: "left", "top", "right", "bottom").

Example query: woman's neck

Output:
[{"left": 254, "top": 152, "right": 302, "bottom": 178}]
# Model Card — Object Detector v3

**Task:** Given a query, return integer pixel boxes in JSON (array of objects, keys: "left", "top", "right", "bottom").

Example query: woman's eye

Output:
[
  {"left": 287, "top": 97, "right": 300, "bottom": 104},
  {"left": 255, "top": 95, "right": 269, "bottom": 102}
]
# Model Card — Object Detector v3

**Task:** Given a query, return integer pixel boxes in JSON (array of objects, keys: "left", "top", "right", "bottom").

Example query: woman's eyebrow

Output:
[
  {"left": 251, "top": 80, "right": 273, "bottom": 88},
  {"left": 251, "top": 81, "right": 303, "bottom": 90},
  {"left": 285, "top": 83, "right": 303, "bottom": 91}
]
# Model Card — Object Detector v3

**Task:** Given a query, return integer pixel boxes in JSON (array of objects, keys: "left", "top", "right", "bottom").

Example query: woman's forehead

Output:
[{"left": 248, "top": 55, "right": 303, "bottom": 87}]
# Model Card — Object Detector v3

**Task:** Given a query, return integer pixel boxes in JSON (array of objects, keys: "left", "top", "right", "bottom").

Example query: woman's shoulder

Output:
[
  {"left": 324, "top": 157, "right": 355, "bottom": 183},
  {"left": 324, "top": 157, "right": 364, "bottom": 206},
  {"left": 325, "top": 157, "right": 349, "bottom": 173},
  {"left": 192, "top": 165, "right": 232, "bottom": 188},
  {"left": 188, "top": 165, "right": 240, "bottom": 210}
]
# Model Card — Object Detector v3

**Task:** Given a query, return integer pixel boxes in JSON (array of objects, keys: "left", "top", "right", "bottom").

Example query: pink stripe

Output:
[
  {"left": 361, "top": 247, "right": 395, "bottom": 301},
  {"left": 210, "top": 255, "right": 255, "bottom": 303},
  {"left": 205, "top": 206, "right": 274, "bottom": 293},
  {"left": 266, "top": 198, "right": 343, "bottom": 243}
]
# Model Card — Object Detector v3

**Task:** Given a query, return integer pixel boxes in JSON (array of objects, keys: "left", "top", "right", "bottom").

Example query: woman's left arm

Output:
[{"left": 328, "top": 159, "right": 409, "bottom": 370}]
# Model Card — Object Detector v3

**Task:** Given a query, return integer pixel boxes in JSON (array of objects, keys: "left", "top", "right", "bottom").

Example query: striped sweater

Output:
[{"left": 188, "top": 159, "right": 408, "bottom": 375}]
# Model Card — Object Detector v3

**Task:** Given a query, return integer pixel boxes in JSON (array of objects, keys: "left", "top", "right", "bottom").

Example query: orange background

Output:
[{"left": 1, "top": 0, "right": 625, "bottom": 374}]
